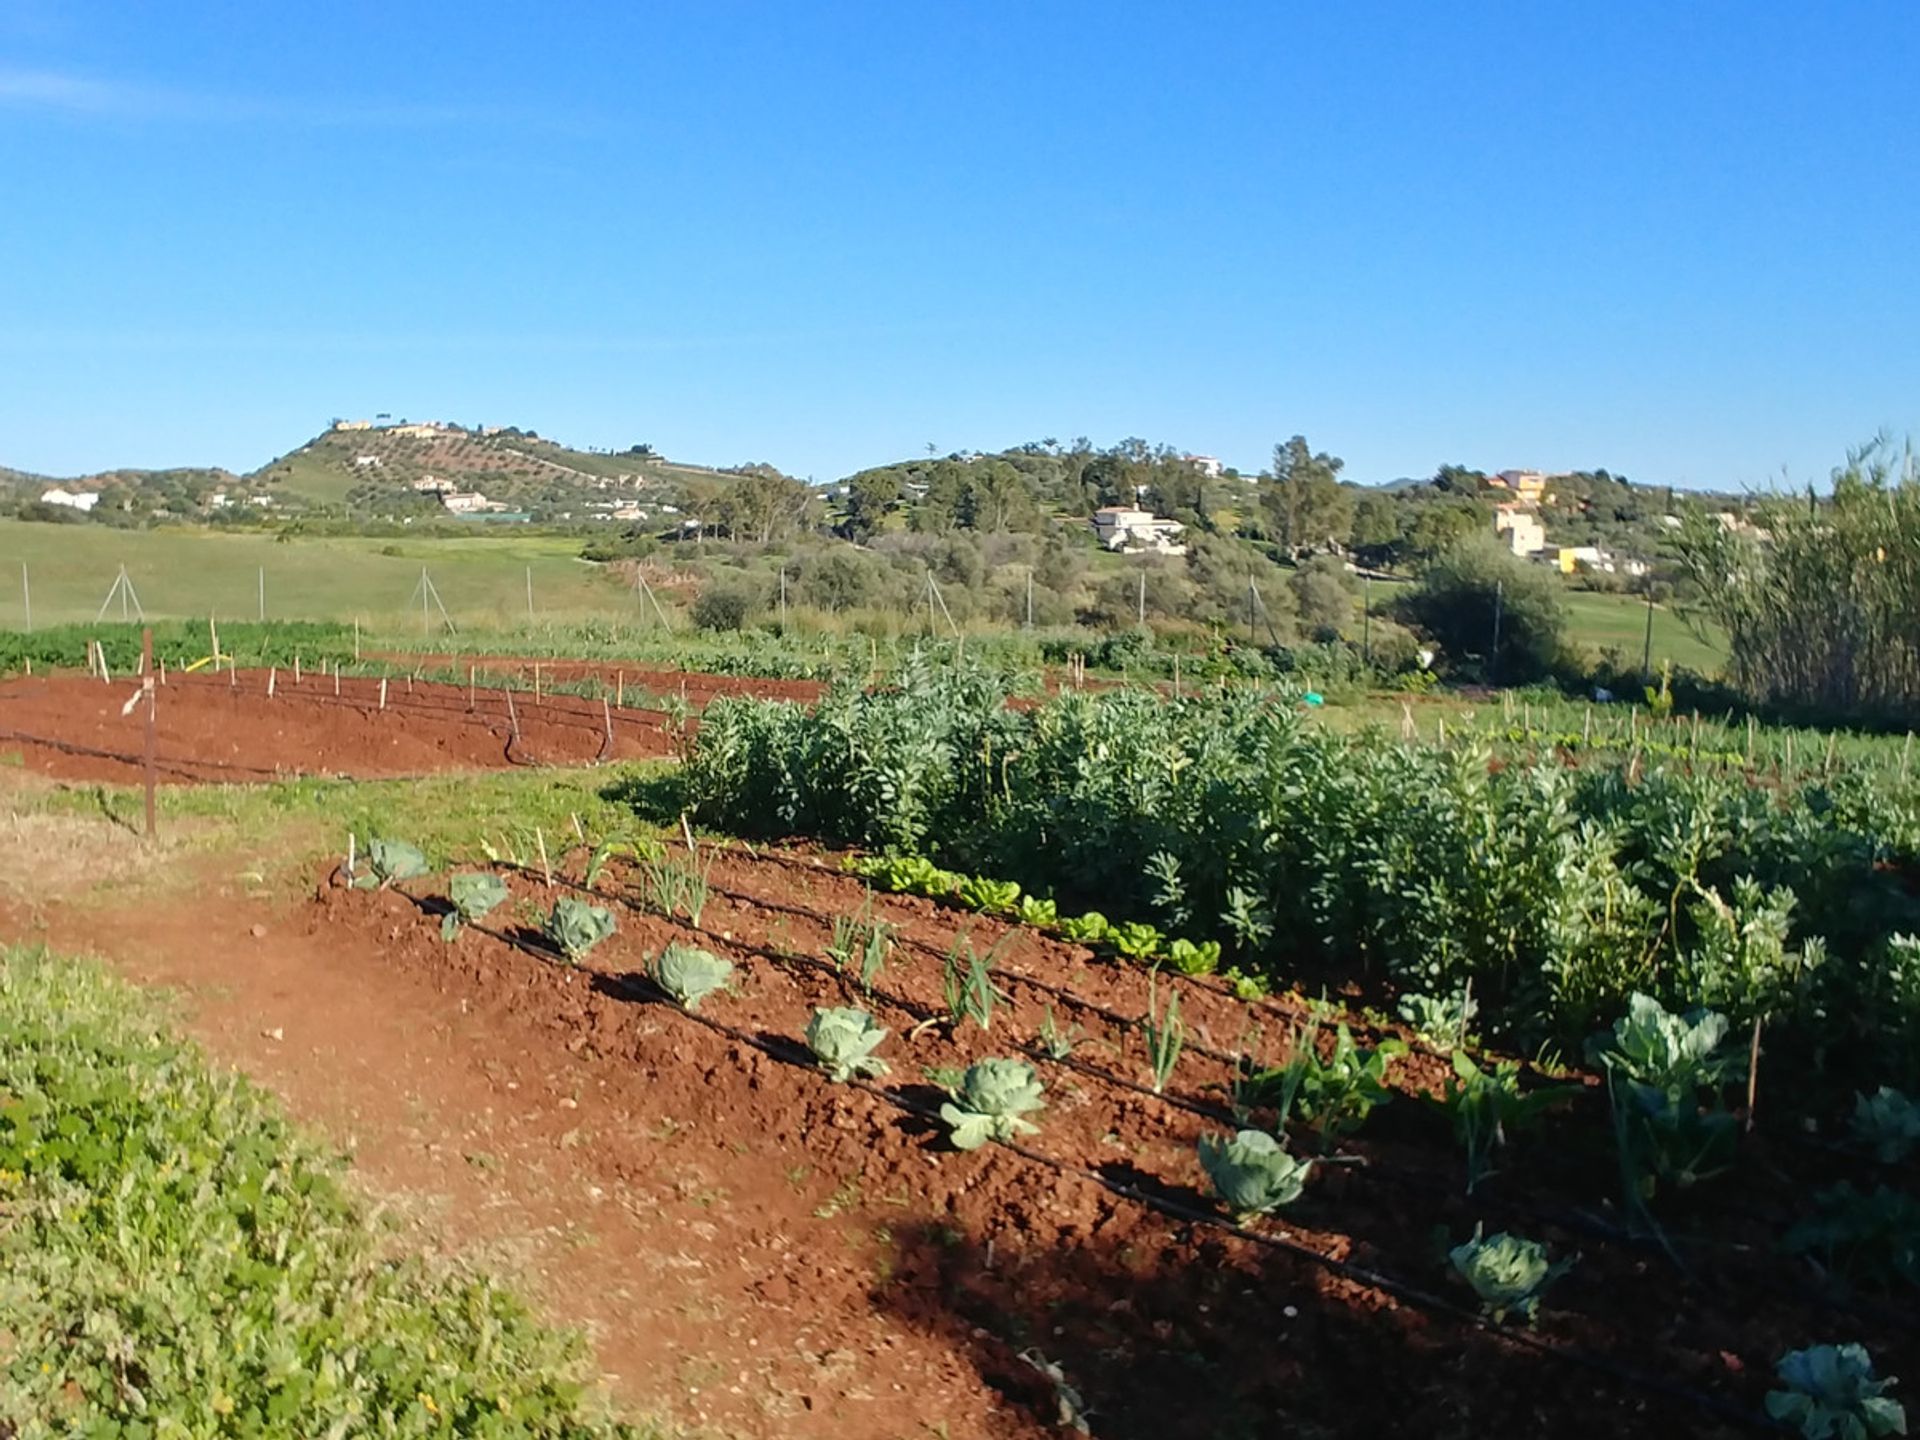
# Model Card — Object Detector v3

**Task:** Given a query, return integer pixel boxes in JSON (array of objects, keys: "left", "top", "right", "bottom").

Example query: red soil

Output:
[
  {"left": 374, "top": 653, "right": 827, "bottom": 707},
  {"left": 275, "top": 840, "right": 1915, "bottom": 1437},
  {"left": 0, "top": 671, "right": 687, "bottom": 784}
]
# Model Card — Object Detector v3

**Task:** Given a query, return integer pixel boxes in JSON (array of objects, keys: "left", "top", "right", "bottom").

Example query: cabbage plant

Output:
[
  {"left": 1591, "top": 993, "right": 1740, "bottom": 1208},
  {"left": 805, "top": 1006, "right": 890, "bottom": 1082},
  {"left": 354, "top": 837, "right": 429, "bottom": 891},
  {"left": 1765, "top": 1344, "right": 1905, "bottom": 1440},
  {"left": 440, "top": 872, "right": 508, "bottom": 942},
  {"left": 1448, "top": 1225, "right": 1572, "bottom": 1323},
  {"left": 542, "top": 897, "right": 616, "bottom": 964},
  {"left": 649, "top": 943, "right": 732, "bottom": 1011},
  {"left": 1165, "top": 938, "right": 1221, "bottom": 975},
  {"left": 1198, "top": 1129, "right": 1311, "bottom": 1220},
  {"left": 939, "top": 1058, "right": 1045, "bottom": 1150}
]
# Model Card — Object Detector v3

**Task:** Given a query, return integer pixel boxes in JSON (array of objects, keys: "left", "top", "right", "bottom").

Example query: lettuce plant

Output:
[
  {"left": 648, "top": 943, "right": 733, "bottom": 1011},
  {"left": 354, "top": 837, "right": 429, "bottom": 891},
  {"left": 1198, "top": 1129, "right": 1311, "bottom": 1221},
  {"left": 1016, "top": 895, "right": 1059, "bottom": 928},
  {"left": 957, "top": 874, "right": 1021, "bottom": 915},
  {"left": 1107, "top": 920, "right": 1165, "bottom": 962},
  {"left": 1448, "top": 1226, "right": 1572, "bottom": 1323},
  {"left": 939, "top": 1058, "right": 1045, "bottom": 1150},
  {"left": 804, "top": 1007, "right": 890, "bottom": 1082},
  {"left": 1765, "top": 1344, "right": 1905, "bottom": 1439},
  {"left": 1058, "top": 911, "right": 1111, "bottom": 945},
  {"left": 440, "top": 872, "right": 508, "bottom": 942},
  {"left": 542, "top": 897, "right": 616, "bottom": 964},
  {"left": 1165, "top": 938, "right": 1221, "bottom": 976},
  {"left": 1851, "top": 1087, "right": 1920, "bottom": 1165}
]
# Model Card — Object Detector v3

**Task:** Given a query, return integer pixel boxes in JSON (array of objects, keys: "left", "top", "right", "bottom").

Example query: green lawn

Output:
[
  {"left": 0, "top": 520, "right": 639, "bottom": 630},
  {"left": 1561, "top": 589, "right": 1725, "bottom": 676}
]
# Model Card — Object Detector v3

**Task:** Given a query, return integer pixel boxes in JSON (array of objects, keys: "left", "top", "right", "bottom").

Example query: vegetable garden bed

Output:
[{"left": 311, "top": 835, "right": 1916, "bottom": 1439}]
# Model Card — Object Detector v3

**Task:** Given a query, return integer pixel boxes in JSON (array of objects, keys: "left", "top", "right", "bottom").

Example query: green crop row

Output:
[{"left": 681, "top": 656, "right": 1920, "bottom": 1100}]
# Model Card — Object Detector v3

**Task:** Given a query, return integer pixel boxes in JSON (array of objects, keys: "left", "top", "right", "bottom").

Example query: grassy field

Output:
[
  {"left": 1561, "top": 588, "right": 1724, "bottom": 674},
  {"left": 0, "top": 520, "right": 637, "bottom": 630}
]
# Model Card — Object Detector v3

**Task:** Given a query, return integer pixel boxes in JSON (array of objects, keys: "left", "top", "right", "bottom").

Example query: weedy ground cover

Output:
[{"left": 0, "top": 944, "right": 656, "bottom": 1437}]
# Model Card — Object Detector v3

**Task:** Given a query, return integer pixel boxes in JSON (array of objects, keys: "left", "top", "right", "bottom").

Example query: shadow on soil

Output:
[{"left": 868, "top": 1208, "right": 1696, "bottom": 1440}]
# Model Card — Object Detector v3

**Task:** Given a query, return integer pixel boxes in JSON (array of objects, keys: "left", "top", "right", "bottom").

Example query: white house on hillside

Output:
[
  {"left": 1494, "top": 505, "right": 1546, "bottom": 556},
  {"left": 1092, "top": 505, "right": 1187, "bottom": 556},
  {"left": 41, "top": 489, "right": 100, "bottom": 512}
]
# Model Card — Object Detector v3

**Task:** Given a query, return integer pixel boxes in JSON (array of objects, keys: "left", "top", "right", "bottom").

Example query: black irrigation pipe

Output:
[
  {"left": 410, "top": 891, "right": 1782, "bottom": 1437},
  {"left": 490, "top": 849, "right": 1920, "bottom": 1347}
]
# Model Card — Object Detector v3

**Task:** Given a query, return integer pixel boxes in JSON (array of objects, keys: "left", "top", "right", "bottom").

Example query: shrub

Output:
[
  {"left": 691, "top": 583, "right": 756, "bottom": 632},
  {"left": 1400, "top": 536, "right": 1569, "bottom": 683}
]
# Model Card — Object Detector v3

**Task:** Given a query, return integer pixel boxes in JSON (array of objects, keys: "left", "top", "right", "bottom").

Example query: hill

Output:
[{"left": 250, "top": 423, "right": 756, "bottom": 522}]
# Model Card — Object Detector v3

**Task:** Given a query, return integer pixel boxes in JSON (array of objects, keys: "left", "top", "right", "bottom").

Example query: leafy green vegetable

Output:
[
  {"left": 1765, "top": 1344, "right": 1905, "bottom": 1439},
  {"left": 354, "top": 836, "right": 429, "bottom": 890},
  {"left": 804, "top": 1007, "right": 890, "bottom": 1082},
  {"left": 1591, "top": 993, "right": 1739, "bottom": 1212},
  {"left": 1016, "top": 894, "right": 1059, "bottom": 928},
  {"left": 648, "top": 943, "right": 733, "bottom": 1011},
  {"left": 939, "top": 936, "right": 1005, "bottom": 1033},
  {"left": 1198, "top": 1129, "right": 1311, "bottom": 1220},
  {"left": 1057, "top": 911, "right": 1111, "bottom": 944},
  {"left": 957, "top": 873, "right": 1022, "bottom": 915},
  {"left": 826, "top": 905, "right": 893, "bottom": 996},
  {"left": 1106, "top": 920, "right": 1165, "bottom": 962},
  {"left": 854, "top": 854, "right": 962, "bottom": 899},
  {"left": 542, "top": 897, "right": 617, "bottom": 964},
  {"left": 1448, "top": 1225, "right": 1573, "bottom": 1323},
  {"left": 1164, "top": 937, "right": 1221, "bottom": 976},
  {"left": 1851, "top": 1086, "right": 1920, "bottom": 1165},
  {"left": 441, "top": 871, "right": 509, "bottom": 942},
  {"left": 938, "top": 1058, "right": 1045, "bottom": 1150}
]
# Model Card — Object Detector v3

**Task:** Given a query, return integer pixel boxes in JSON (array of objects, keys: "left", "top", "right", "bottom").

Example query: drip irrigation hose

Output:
[
  {"left": 496, "top": 848, "right": 1908, "bottom": 1320},
  {"left": 394, "top": 887, "right": 1779, "bottom": 1436}
]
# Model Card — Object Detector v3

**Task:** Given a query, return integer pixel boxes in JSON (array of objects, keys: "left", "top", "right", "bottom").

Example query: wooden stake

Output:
[
  {"left": 379, "top": 677, "right": 388, "bottom": 710},
  {"left": 353, "top": 617, "right": 360, "bottom": 660},
  {"left": 1745, "top": 1016, "right": 1762, "bottom": 1132},
  {"left": 141, "top": 627, "right": 156, "bottom": 841},
  {"left": 267, "top": 666, "right": 277, "bottom": 698},
  {"left": 505, "top": 686, "right": 520, "bottom": 739},
  {"left": 603, "top": 697, "right": 614, "bottom": 751},
  {"left": 334, "top": 664, "right": 340, "bottom": 697},
  {"left": 534, "top": 663, "right": 542, "bottom": 702},
  {"left": 536, "top": 827, "right": 553, "bottom": 889},
  {"left": 468, "top": 664, "right": 476, "bottom": 711},
  {"left": 616, "top": 670, "right": 624, "bottom": 708},
  {"left": 294, "top": 652, "right": 301, "bottom": 685}
]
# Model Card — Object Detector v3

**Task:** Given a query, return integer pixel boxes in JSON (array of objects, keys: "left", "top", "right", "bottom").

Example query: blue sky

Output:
[{"left": 2, "top": 2, "right": 1916, "bottom": 488}]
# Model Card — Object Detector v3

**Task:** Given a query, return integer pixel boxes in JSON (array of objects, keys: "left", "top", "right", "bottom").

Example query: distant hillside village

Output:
[{"left": 9, "top": 421, "right": 1760, "bottom": 616}]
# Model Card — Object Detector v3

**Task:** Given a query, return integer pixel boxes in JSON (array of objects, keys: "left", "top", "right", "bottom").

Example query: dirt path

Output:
[{"left": 0, "top": 855, "right": 1021, "bottom": 1440}]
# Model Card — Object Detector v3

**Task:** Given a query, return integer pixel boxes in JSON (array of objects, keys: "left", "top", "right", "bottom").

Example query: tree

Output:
[
  {"left": 715, "top": 470, "right": 814, "bottom": 544},
  {"left": 1290, "top": 554, "right": 1353, "bottom": 640},
  {"left": 1257, "top": 436, "right": 1353, "bottom": 557},
  {"left": 843, "top": 468, "right": 901, "bottom": 541},
  {"left": 1348, "top": 493, "right": 1400, "bottom": 565},
  {"left": 957, "top": 461, "right": 1030, "bottom": 533},
  {"left": 1400, "top": 537, "right": 1569, "bottom": 683}
]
